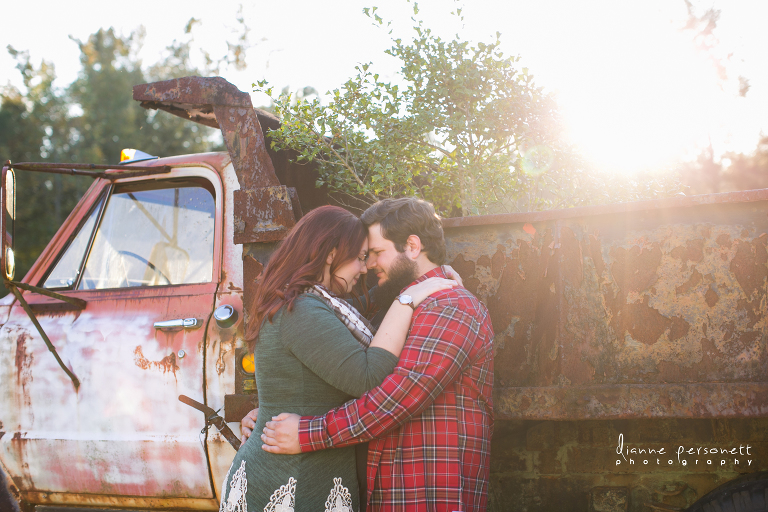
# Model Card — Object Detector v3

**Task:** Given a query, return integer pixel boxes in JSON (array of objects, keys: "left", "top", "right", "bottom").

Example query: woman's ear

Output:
[{"left": 326, "top": 248, "right": 337, "bottom": 266}]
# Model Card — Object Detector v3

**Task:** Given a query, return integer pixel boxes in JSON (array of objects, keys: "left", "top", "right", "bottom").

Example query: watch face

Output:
[{"left": 398, "top": 294, "right": 414, "bottom": 305}]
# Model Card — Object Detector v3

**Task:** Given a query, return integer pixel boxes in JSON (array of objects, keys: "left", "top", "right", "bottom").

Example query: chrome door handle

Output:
[{"left": 154, "top": 318, "right": 201, "bottom": 331}]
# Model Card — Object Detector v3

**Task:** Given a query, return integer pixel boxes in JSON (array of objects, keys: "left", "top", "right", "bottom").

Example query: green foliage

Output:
[{"left": 258, "top": 5, "right": 683, "bottom": 215}]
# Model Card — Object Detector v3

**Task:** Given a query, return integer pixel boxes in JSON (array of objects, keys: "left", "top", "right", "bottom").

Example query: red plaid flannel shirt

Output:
[{"left": 299, "top": 267, "right": 495, "bottom": 512}]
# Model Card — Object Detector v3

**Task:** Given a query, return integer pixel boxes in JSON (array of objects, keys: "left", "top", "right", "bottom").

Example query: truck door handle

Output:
[{"left": 154, "top": 318, "right": 201, "bottom": 330}]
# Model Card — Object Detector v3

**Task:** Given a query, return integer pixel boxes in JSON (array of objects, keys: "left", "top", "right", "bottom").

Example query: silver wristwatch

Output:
[{"left": 396, "top": 294, "right": 416, "bottom": 310}]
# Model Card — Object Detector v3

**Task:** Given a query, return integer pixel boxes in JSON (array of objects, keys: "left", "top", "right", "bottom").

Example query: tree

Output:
[
  {"left": 679, "top": 136, "right": 768, "bottom": 195},
  {"left": 259, "top": 5, "right": 682, "bottom": 216},
  {"left": 0, "top": 18, "right": 247, "bottom": 287}
]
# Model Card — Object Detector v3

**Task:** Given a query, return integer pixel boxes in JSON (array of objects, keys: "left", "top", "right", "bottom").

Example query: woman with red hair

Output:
[{"left": 219, "top": 205, "right": 455, "bottom": 512}]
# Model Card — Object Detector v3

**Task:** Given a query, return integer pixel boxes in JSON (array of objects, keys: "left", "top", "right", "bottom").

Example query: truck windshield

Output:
[{"left": 43, "top": 179, "right": 216, "bottom": 290}]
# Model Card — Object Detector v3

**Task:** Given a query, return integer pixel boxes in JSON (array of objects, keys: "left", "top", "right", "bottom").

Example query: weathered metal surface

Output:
[
  {"left": 494, "top": 383, "right": 768, "bottom": 420},
  {"left": 133, "top": 76, "right": 299, "bottom": 245},
  {"left": 444, "top": 190, "right": 768, "bottom": 420},
  {"left": 212, "top": 104, "right": 278, "bottom": 190},
  {"left": 132, "top": 76, "right": 251, "bottom": 126},
  {"left": 233, "top": 186, "right": 297, "bottom": 244},
  {"left": 6, "top": 285, "right": 81, "bottom": 390},
  {"left": 132, "top": 76, "right": 277, "bottom": 189}
]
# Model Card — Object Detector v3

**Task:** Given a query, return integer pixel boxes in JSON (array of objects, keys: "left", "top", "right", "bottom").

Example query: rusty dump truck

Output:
[{"left": 0, "top": 76, "right": 766, "bottom": 512}]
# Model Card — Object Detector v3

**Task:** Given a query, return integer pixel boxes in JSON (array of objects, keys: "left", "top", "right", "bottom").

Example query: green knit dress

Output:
[{"left": 219, "top": 294, "right": 398, "bottom": 512}]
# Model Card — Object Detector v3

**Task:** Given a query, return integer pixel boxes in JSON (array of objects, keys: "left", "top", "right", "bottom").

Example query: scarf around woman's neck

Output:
[{"left": 306, "top": 284, "right": 375, "bottom": 348}]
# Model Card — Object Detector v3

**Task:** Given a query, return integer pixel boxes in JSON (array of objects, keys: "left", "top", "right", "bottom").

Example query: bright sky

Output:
[{"left": 2, "top": 0, "right": 766, "bottom": 175}]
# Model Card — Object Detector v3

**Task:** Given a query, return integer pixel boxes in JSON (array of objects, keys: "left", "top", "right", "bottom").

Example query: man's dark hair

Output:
[{"left": 361, "top": 198, "right": 446, "bottom": 264}]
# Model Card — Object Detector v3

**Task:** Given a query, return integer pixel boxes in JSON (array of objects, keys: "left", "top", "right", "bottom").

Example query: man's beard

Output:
[{"left": 374, "top": 253, "right": 420, "bottom": 308}]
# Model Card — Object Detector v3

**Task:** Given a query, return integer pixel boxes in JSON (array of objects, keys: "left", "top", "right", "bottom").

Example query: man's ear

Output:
[
  {"left": 326, "top": 248, "right": 336, "bottom": 265},
  {"left": 404, "top": 235, "right": 423, "bottom": 259}
]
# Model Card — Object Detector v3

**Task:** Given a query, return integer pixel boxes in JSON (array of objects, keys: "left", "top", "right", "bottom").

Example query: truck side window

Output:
[
  {"left": 77, "top": 181, "right": 215, "bottom": 290},
  {"left": 43, "top": 194, "right": 106, "bottom": 289}
]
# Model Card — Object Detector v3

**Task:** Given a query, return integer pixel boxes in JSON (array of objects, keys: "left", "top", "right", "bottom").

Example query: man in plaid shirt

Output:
[{"left": 261, "top": 198, "right": 495, "bottom": 512}]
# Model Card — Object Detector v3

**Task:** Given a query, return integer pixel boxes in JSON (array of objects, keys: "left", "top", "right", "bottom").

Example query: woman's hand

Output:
[
  {"left": 404, "top": 277, "right": 457, "bottom": 307},
  {"left": 442, "top": 265, "right": 464, "bottom": 287}
]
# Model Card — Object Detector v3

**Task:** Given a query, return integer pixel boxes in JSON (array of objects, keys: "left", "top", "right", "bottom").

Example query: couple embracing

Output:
[{"left": 220, "top": 198, "right": 495, "bottom": 512}]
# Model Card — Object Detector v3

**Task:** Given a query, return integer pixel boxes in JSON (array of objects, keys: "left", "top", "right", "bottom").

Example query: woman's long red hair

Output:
[{"left": 245, "top": 205, "right": 367, "bottom": 348}]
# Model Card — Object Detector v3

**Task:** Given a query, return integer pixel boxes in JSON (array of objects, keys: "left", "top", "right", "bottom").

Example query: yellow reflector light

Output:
[
  {"left": 120, "top": 148, "right": 137, "bottom": 162},
  {"left": 241, "top": 352, "right": 255, "bottom": 374}
]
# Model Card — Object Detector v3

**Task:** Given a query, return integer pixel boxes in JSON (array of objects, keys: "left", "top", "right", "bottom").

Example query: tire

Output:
[
  {"left": 0, "top": 467, "right": 21, "bottom": 512},
  {"left": 686, "top": 472, "right": 768, "bottom": 512}
]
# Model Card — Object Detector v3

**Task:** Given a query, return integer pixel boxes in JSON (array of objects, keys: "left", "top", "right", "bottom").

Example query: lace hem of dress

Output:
[
  {"left": 220, "top": 471, "right": 354, "bottom": 512},
  {"left": 220, "top": 460, "right": 247, "bottom": 512},
  {"left": 264, "top": 476, "right": 296, "bottom": 512},
  {"left": 324, "top": 477, "right": 353, "bottom": 512}
]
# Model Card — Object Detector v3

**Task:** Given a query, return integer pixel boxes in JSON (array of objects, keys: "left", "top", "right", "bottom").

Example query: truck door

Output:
[{"left": 0, "top": 165, "right": 223, "bottom": 509}]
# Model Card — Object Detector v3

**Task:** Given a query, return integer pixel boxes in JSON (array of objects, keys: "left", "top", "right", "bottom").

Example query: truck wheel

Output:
[
  {"left": 686, "top": 472, "right": 768, "bottom": 512},
  {"left": 0, "top": 468, "right": 21, "bottom": 512}
]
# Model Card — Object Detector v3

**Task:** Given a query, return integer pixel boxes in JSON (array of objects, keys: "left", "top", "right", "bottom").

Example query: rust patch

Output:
[
  {"left": 14, "top": 332, "right": 33, "bottom": 408},
  {"left": 716, "top": 233, "right": 731, "bottom": 247},
  {"left": 233, "top": 186, "right": 297, "bottom": 244},
  {"left": 671, "top": 239, "right": 704, "bottom": 262},
  {"left": 623, "top": 296, "right": 671, "bottom": 346},
  {"left": 704, "top": 287, "right": 719, "bottom": 307},
  {"left": 485, "top": 229, "right": 561, "bottom": 387},
  {"left": 491, "top": 245, "right": 506, "bottom": 279},
  {"left": 669, "top": 316, "right": 690, "bottom": 342},
  {"left": 14, "top": 332, "right": 28, "bottom": 374},
  {"left": 609, "top": 244, "right": 662, "bottom": 295},
  {"left": 730, "top": 238, "right": 768, "bottom": 298},
  {"left": 559, "top": 227, "right": 583, "bottom": 286},
  {"left": 450, "top": 254, "right": 479, "bottom": 295},
  {"left": 133, "top": 346, "right": 179, "bottom": 375},
  {"left": 213, "top": 104, "right": 278, "bottom": 190},
  {"left": 736, "top": 298, "right": 760, "bottom": 328},
  {"left": 585, "top": 234, "right": 606, "bottom": 278},
  {"left": 675, "top": 268, "right": 702, "bottom": 295}
]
